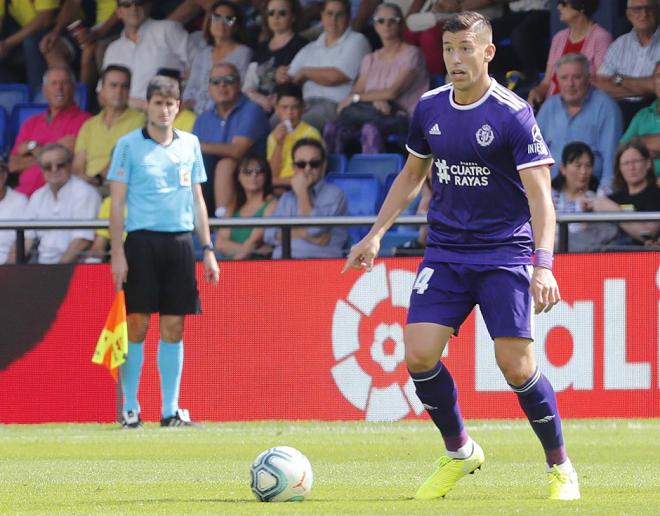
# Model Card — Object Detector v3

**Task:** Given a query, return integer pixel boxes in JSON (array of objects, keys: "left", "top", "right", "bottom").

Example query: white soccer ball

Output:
[{"left": 249, "top": 446, "right": 313, "bottom": 502}]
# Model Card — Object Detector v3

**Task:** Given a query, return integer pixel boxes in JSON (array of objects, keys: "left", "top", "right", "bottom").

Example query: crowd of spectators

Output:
[{"left": 0, "top": 0, "right": 658, "bottom": 264}]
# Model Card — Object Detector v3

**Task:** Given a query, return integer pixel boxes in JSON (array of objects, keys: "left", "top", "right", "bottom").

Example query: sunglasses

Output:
[
  {"left": 117, "top": 0, "right": 144, "bottom": 8},
  {"left": 42, "top": 161, "right": 68, "bottom": 172},
  {"left": 374, "top": 16, "right": 401, "bottom": 25},
  {"left": 268, "top": 8, "right": 289, "bottom": 17},
  {"left": 211, "top": 13, "right": 237, "bottom": 26},
  {"left": 293, "top": 159, "right": 323, "bottom": 170},
  {"left": 240, "top": 167, "right": 265, "bottom": 176},
  {"left": 209, "top": 75, "right": 239, "bottom": 86}
]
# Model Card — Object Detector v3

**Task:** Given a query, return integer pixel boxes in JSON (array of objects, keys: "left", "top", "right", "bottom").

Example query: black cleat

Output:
[
  {"left": 121, "top": 410, "right": 143, "bottom": 429},
  {"left": 160, "top": 408, "right": 197, "bottom": 427}
]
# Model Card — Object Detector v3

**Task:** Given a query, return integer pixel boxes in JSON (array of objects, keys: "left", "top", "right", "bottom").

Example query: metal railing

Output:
[{"left": 1, "top": 211, "right": 659, "bottom": 262}]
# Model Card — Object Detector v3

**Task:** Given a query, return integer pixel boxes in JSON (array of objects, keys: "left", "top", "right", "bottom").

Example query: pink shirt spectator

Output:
[
  {"left": 545, "top": 23, "right": 612, "bottom": 98},
  {"left": 11, "top": 105, "right": 91, "bottom": 196},
  {"left": 359, "top": 44, "right": 429, "bottom": 115}
]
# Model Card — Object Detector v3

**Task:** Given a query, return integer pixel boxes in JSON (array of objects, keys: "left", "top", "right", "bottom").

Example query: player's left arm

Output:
[
  {"left": 192, "top": 183, "right": 220, "bottom": 284},
  {"left": 520, "top": 166, "right": 561, "bottom": 314}
]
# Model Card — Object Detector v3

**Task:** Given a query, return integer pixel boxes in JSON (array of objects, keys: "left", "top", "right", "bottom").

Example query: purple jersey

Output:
[{"left": 406, "top": 80, "right": 554, "bottom": 265}]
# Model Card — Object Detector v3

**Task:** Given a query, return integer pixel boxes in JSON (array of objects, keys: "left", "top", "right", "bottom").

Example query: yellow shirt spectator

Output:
[
  {"left": 267, "top": 121, "right": 322, "bottom": 178},
  {"left": 74, "top": 108, "right": 145, "bottom": 178},
  {"left": 174, "top": 109, "right": 197, "bottom": 133},
  {"left": 0, "top": 0, "right": 58, "bottom": 27}
]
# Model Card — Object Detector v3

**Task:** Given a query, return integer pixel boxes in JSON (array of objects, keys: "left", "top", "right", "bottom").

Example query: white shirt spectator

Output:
[
  {"left": 599, "top": 27, "right": 660, "bottom": 84},
  {"left": 0, "top": 188, "right": 28, "bottom": 264},
  {"left": 103, "top": 18, "right": 191, "bottom": 101},
  {"left": 509, "top": 0, "right": 550, "bottom": 11},
  {"left": 26, "top": 176, "right": 101, "bottom": 264},
  {"left": 288, "top": 28, "right": 370, "bottom": 103}
]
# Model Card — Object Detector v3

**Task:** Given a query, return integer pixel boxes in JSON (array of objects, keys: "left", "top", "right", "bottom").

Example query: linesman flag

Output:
[{"left": 92, "top": 290, "right": 128, "bottom": 380}]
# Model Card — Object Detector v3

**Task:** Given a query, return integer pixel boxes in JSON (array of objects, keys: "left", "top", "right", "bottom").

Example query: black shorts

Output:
[{"left": 124, "top": 230, "right": 201, "bottom": 315}]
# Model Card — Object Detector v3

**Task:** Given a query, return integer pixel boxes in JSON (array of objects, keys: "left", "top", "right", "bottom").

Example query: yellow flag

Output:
[{"left": 92, "top": 290, "right": 128, "bottom": 381}]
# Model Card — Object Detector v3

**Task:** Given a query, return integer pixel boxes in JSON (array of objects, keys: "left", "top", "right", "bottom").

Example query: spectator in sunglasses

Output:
[
  {"left": 242, "top": 0, "right": 308, "bottom": 114},
  {"left": 324, "top": 2, "right": 429, "bottom": 155},
  {"left": 193, "top": 62, "right": 270, "bottom": 218},
  {"left": 264, "top": 137, "right": 347, "bottom": 258},
  {"left": 102, "top": 0, "right": 192, "bottom": 109},
  {"left": 182, "top": 1, "right": 252, "bottom": 115},
  {"left": 215, "top": 154, "right": 279, "bottom": 260}
]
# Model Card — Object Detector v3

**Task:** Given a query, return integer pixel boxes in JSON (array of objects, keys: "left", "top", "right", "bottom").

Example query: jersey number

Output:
[{"left": 413, "top": 267, "right": 434, "bottom": 294}]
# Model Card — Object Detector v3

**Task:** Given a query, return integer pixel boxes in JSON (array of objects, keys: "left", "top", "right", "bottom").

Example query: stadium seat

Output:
[
  {"left": 346, "top": 153, "right": 404, "bottom": 185},
  {"left": 32, "top": 83, "right": 89, "bottom": 111},
  {"left": 9, "top": 103, "right": 48, "bottom": 145},
  {"left": 327, "top": 153, "right": 347, "bottom": 175},
  {"left": 325, "top": 173, "right": 382, "bottom": 244},
  {"left": 0, "top": 84, "right": 31, "bottom": 116},
  {"left": 0, "top": 107, "right": 7, "bottom": 155},
  {"left": 379, "top": 172, "right": 422, "bottom": 254}
]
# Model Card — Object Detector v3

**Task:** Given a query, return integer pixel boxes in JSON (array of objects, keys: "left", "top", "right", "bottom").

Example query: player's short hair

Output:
[
  {"left": 443, "top": 11, "right": 492, "bottom": 41},
  {"left": 555, "top": 52, "right": 590, "bottom": 76},
  {"left": 275, "top": 83, "right": 303, "bottom": 103},
  {"left": 37, "top": 143, "right": 73, "bottom": 167},
  {"left": 292, "top": 137, "right": 326, "bottom": 163},
  {"left": 146, "top": 75, "right": 180, "bottom": 101},
  {"left": 101, "top": 65, "right": 132, "bottom": 87}
]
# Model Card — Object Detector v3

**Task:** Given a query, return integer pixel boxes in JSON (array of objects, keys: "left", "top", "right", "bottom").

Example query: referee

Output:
[{"left": 108, "top": 74, "right": 220, "bottom": 429}]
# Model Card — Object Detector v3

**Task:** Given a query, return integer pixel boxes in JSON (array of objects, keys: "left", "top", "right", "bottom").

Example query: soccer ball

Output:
[{"left": 249, "top": 446, "right": 313, "bottom": 502}]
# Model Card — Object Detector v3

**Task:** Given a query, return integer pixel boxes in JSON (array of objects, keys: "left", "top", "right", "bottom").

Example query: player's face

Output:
[
  {"left": 275, "top": 95, "right": 303, "bottom": 125},
  {"left": 146, "top": 94, "right": 180, "bottom": 129},
  {"left": 618, "top": 147, "right": 651, "bottom": 188},
  {"left": 292, "top": 145, "right": 325, "bottom": 185},
  {"left": 442, "top": 29, "right": 494, "bottom": 92},
  {"left": 101, "top": 70, "right": 130, "bottom": 109},
  {"left": 560, "top": 152, "right": 593, "bottom": 192},
  {"left": 556, "top": 61, "right": 589, "bottom": 105}
]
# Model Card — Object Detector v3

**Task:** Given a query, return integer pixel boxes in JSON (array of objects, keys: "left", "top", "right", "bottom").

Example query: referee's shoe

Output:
[{"left": 160, "top": 408, "right": 197, "bottom": 427}]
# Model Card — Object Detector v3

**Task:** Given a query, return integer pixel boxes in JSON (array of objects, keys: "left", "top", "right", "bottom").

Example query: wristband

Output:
[
  {"left": 534, "top": 248, "right": 553, "bottom": 270},
  {"left": 201, "top": 244, "right": 214, "bottom": 254}
]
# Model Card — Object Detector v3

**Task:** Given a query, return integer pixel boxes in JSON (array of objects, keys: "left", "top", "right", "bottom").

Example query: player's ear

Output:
[{"left": 484, "top": 43, "right": 496, "bottom": 63}]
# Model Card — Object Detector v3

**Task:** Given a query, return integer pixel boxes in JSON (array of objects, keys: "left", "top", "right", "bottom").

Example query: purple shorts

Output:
[{"left": 407, "top": 261, "right": 533, "bottom": 339}]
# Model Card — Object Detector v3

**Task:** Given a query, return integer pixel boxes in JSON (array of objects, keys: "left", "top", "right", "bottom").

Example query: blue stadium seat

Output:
[
  {"left": 326, "top": 173, "right": 382, "bottom": 244},
  {"left": 32, "top": 83, "right": 89, "bottom": 111},
  {"left": 346, "top": 153, "right": 404, "bottom": 184},
  {"left": 327, "top": 153, "right": 347, "bottom": 175},
  {"left": 9, "top": 103, "right": 48, "bottom": 145},
  {"left": 0, "top": 107, "right": 7, "bottom": 155},
  {"left": 379, "top": 172, "right": 422, "bottom": 254},
  {"left": 0, "top": 84, "right": 31, "bottom": 117}
]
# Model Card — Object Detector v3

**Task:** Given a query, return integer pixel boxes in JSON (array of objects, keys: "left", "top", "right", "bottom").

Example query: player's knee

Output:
[
  {"left": 405, "top": 347, "right": 438, "bottom": 373},
  {"left": 498, "top": 360, "right": 535, "bottom": 387}
]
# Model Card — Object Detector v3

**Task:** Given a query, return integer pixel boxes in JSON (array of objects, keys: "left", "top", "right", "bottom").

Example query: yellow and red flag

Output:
[{"left": 92, "top": 290, "right": 128, "bottom": 381}]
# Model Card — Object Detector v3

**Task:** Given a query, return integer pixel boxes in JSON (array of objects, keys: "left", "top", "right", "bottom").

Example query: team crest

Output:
[{"left": 476, "top": 124, "right": 494, "bottom": 147}]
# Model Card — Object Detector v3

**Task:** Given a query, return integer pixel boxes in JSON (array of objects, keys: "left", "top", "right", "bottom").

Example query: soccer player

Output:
[
  {"left": 343, "top": 11, "right": 579, "bottom": 501},
  {"left": 108, "top": 75, "right": 220, "bottom": 429}
]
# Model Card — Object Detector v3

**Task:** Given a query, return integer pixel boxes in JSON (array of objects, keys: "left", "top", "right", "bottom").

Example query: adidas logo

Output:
[
  {"left": 429, "top": 123, "right": 441, "bottom": 135},
  {"left": 532, "top": 414, "right": 556, "bottom": 424}
]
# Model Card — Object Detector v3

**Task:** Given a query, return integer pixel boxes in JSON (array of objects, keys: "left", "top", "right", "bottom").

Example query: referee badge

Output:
[{"left": 179, "top": 166, "right": 192, "bottom": 187}]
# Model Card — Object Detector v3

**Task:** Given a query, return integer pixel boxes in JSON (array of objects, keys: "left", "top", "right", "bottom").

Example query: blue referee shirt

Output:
[{"left": 108, "top": 128, "right": 207, "bottom": 232}]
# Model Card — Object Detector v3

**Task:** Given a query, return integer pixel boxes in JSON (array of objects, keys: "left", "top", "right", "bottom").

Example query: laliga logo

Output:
[{"left": 331, "top": 263, "right": 425, "bottom": 422}]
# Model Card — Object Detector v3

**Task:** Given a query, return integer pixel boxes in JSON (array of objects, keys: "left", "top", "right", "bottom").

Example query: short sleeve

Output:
[
  {"left": 507, "top": 105, "right": 554, "bottom": 171},
  {"left": 405, "top": 100, "right": 431, "bottom": 158},
  {"left": 107, "top": 136, "right": 132, "bottom": 183}
]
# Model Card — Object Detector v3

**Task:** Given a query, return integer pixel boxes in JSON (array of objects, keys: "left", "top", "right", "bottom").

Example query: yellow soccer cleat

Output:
[
  {"left": 547, "top": 463, "right": 580, "bottom": 500},
  {"left": 414, "top": 441, "right": 485, "bottom": 500}
]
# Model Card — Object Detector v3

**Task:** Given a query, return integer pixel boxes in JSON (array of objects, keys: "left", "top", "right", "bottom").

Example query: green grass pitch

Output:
[{"left": 1, "top": 419, "right": 658, "bottom": 514}]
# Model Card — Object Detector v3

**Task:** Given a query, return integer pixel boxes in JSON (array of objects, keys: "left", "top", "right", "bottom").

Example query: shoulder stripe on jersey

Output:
[
  {"left": 516, "top": 158, "right": 555, "bottom": 171},
  {"left": 491, "top": 85, "right": 526, "bottom": 111},
  {"left": 493, "top": 82, "right": 526, "bottom": 104},
  {"left": 420, "top": 83, "right": 452, "bottom": 99}
]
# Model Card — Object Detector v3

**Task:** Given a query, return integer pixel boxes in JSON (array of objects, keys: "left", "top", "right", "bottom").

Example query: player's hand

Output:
[
  {"left": 203, "top": 252, "right": 220, "bottom": 285},
  {"left": 111, "top": 250, "right": 128, "bottom": 292},
  {"left": 342, "top": 236, "right": 380, "bottom": 273},
  {"left": 530, "top": 266, "right": 560, "bottom": 314}
]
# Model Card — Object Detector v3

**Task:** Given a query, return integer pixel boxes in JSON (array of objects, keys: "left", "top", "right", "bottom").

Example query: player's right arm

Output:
[
  {"left": 109, "top": 181, "right": 128, "bottom": 292},
  {"left": 342, "top": 154, "right": 432, "bottom": 272}
]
